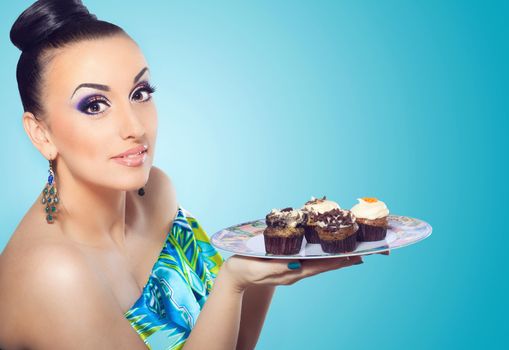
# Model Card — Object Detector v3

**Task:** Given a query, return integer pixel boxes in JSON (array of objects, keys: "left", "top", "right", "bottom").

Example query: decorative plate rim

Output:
[{"left": 211, "top": 215, "right": 432, "bottom": 259}]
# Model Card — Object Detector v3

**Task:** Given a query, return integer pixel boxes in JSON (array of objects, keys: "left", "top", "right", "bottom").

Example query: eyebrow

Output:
[
  {"left": 134, "top": 67, "right": 149, "bottom": 84},
  {"left": 70, "top": 67, "right": 150, "bottom": 99}
]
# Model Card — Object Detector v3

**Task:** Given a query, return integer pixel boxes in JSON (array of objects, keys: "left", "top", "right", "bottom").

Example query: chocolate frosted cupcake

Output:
[
  {"left": 263, "top": 207, "right": 306, "bottom": 255},
  {"left": 314, "top": 208, "right": 358, "bottom": 253},
  {"left": 301, "top": 196, "right": 341, "bottom": 243},
  {"left": 351, "top": 198, "right": 389, "bottom": 241}
]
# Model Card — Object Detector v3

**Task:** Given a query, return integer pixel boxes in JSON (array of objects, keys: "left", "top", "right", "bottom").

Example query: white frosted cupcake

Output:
[
  {"left": 301, "top": 196, "right": 341, "bottom": 243},
  {"left": 350, "top": 198, "right": 389, "bottom": 241},
  {"left": 263, "top": 207, "right": 306, "bottom": 255}
]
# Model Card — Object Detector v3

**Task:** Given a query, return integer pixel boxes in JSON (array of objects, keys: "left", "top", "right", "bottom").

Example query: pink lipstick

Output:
[{"left": 112, "top": 144, "right": 148, "bottom": 167}]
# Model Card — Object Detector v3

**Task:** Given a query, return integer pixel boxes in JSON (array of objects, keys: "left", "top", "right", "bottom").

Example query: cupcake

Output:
[
  {"left": 301, "top": 196, "right": 341, "bottom": 243},
  {"left": 314, "top": 208, "right": 358, "bottom": 253},
  {"left": 263, "top": 207, "right": 306, "bottom": 255},
  {"left": 350, "top": 197, "right": 389, "bottom": 241}
]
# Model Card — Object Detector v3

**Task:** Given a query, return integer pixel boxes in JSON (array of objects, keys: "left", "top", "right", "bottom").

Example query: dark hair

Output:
[{"left": 10, "top": 0, "right": 125, "bottom": 116}]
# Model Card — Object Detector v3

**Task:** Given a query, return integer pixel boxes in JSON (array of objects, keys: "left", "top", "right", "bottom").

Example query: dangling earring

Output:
[
  {"left": 41, "top": 159, "right": 59, "bottom": 224},
  {"left": 138, "top": 187, "right": 145, "bottom": 196}
]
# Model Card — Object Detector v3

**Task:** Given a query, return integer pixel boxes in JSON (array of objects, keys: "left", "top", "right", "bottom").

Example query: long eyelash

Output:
[
  {"left": 132, "top": 82, "right": 156, "bottom": 99},
  {"left": 77, "top": 95, "right": 110, "bottom": 115},
  {"left": 145, "top": 83, "right": 156, "bottom": 93}
]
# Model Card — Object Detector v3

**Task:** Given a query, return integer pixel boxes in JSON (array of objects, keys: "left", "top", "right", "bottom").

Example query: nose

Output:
[{"left": 116, "top": 102, "right": 146, "bottom": 140}]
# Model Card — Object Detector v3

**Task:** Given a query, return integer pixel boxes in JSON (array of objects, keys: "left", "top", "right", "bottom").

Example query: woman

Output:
[{"left": 0, "top": 1, "right": 374, "bottom": 349}]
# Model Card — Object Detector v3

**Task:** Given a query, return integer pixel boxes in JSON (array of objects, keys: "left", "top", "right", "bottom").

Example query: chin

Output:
[{"left": 111, "top": 171, "right": 150, "bottom": 191}]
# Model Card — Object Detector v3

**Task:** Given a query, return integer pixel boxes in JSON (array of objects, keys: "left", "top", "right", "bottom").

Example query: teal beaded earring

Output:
[{"left": 41, "top": 159, "right": 59, "bottom": 224}]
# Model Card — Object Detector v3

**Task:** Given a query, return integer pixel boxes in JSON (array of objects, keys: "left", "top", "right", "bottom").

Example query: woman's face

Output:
[{"left": 39, "top": 34, "right": 157, "bottom": 192}]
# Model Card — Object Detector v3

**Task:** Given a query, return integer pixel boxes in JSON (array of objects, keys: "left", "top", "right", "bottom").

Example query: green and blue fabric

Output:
[{"left": 125, "top": 206, "right": 224, "bottom": 350}]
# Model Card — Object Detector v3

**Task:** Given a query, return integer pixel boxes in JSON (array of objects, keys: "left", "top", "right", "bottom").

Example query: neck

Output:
[{"left": 51, "top": 161, "right": 137, "bottom": 249}]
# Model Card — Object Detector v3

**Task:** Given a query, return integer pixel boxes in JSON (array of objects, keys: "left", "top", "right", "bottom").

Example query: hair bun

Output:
[{"left": 10, "top": 0, "right": 97, "bottom": 52}]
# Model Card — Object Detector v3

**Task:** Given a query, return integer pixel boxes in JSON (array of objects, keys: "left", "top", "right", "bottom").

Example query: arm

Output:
[
  {"left": 182, "top": 258, "right": 282, "bottom": 350},
  {"left": 187, "top": 283, "right": 276, "bottom": 350},
  {"left": 236, "top": 285, "right": 276, "bottom": 350},
  {"left": 183, "top": 267, "right": 245, "bottom": 349},
  {"left": 183, "top": 254, "right": 364, "bottom": 350}
]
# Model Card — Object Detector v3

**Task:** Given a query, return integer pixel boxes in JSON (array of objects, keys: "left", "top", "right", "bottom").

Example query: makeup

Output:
[
  {"left": 112, "top": 144, "right": 148, "bottom": 167},
  {"left": 71, "top": 83, "right": 109, "bottom": 98},
  {"left": 74, "top": 82, "right": 155, "bottom": 115},
  {"left": 76, "top": 95, "right": 111, "bottom": 115},
  {"left": 112, "top": 151, "right": 147, "bottom": 167},
  {"left": 133, "top": 67, "right": 149, "bottom": 83},
  {"left": 70, "top": 67, "right": 149, "bottom": 99},
  {"left": 130, "top": 81, "right": 156, "bottom": 102}
]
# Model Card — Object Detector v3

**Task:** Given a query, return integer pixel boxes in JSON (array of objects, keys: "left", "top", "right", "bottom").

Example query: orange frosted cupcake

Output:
[{"left": 350, "top": 197, "right": 389, "bottom": 241}]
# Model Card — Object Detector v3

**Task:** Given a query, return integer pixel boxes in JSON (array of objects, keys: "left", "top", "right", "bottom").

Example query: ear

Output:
[{"left": 22, "top": 112, "right": 58, "bottom": 160}]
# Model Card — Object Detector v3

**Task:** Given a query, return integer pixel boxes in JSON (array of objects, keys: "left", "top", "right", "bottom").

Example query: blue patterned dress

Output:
[{"left": 125, "top": 206, "right": 224, "bottom": 349}]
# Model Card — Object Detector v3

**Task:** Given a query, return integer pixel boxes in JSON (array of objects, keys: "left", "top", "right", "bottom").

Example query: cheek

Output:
[
  {"left": 52, "top": 113, "right": 107, "bottom": 161},
  {"left": 140, "top": 104, "right": 158, "bottom": 137}
]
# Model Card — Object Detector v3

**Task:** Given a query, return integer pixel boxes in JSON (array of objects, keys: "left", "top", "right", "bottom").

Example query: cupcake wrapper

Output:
[
  {"left": 356, "top": 223, "right": 387, "bottom": 241},
  {"left": 304, "top": 225, "right": 320, "bottom": 244},
  {"left": 319, "top": 232, "right": 358, "bottom": 253},
  {"left": 264, "top": 235, "right": 304, "bottom": 255}
]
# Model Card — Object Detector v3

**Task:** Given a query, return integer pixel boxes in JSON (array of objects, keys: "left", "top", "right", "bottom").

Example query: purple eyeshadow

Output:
[{"left": 76, "top": 95, "right": 109, "bottom": 115}]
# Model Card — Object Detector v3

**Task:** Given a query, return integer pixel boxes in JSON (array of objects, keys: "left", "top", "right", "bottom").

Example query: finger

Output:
[
  {"left": 264, "top": 255, "right": 362, "bottom": 282},
  {"left": 364, "top": 249, "right": 390, "bottom": 256},
  {"left": 297, "top": 255, "right": 363, "bottom": 275},
  {"left": 254, "top": 259, "right": 305, "bottom": 285},
  {"left": 264, "top": 258, "right": 304, "bottom": 273},
  {"left": 266, "top": 257, "right": 346, "bottom": 281},
  {"left": 269, "top": 256, "right": 364, "bottom": 285}
]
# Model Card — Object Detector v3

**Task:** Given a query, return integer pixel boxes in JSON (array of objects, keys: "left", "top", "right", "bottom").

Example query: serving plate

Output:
[{"left": 211, "top": 215, "right": 432, "bottom": 259}]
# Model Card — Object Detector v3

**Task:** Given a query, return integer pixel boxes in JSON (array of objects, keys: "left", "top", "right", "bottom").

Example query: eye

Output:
[
  {"left": 77, "top": 96, "right": 111, "bottom": 115},
  {"left": 131, "top": 83, "right": 156, "bottom": 103}
]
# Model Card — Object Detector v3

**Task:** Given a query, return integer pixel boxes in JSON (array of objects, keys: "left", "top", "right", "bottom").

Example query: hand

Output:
[
  {"left": 221, "top": 254, "right": 366, "bottom": 293},
  {"left": 368, "top": 250, "right": 390, "bottom": 256}
]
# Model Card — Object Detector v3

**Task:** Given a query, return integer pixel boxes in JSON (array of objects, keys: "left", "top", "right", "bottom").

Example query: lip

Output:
[
  {"left": 112, "top": 144, "right": 148, "bottom": 159},
  {"left": 112, "top": 152, "right": 147, "bottom": 167}
]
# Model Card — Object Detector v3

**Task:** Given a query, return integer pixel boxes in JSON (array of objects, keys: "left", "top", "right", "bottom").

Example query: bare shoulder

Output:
[
  {"left": 146, "top": 165, "right": 176, "bottom": 198},
  {"left": 0, "top": 241, "right": 88, "bottom": 341},
  {"left": 0, "top": 240, "right": 146, "bottom": 349}
]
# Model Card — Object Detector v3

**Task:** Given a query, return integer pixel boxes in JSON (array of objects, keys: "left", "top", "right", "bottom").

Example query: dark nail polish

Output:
[{"left": 288, "top": 262, "right": 301, "bottom": 270}]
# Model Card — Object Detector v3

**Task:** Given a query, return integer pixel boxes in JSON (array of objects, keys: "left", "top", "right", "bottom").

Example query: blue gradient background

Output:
[{"left": 1, "top": 1, "right": 507, "bottom": 349}]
